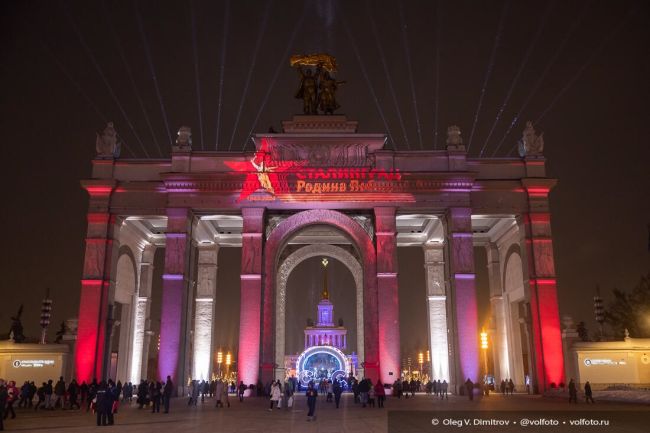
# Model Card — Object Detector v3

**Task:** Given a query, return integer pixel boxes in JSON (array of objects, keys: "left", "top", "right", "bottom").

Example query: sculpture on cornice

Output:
[
  {"left": 8, "top": 305, "right": 25, "bottom": 343},
  {"left": 175, "top": 126, "right": 192, "bottom": 150},
  {"left": 95, "top": 122, "right": 121, "bottom": 159},
  {"left": 518, "top": 121, "right": 544, "bottom": 157},
  {"left": 446, "top": 125, "right": 464, "bottom": 150}
]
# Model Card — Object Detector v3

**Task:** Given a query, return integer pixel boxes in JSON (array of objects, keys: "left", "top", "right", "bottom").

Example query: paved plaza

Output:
[{"left": 3, "top": 393, "right": 648, "bottom": 433}]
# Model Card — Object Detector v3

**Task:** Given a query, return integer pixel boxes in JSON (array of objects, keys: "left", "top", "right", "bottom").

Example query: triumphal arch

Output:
[{"left": 76, "top": 112, "right": 564, "bottom": 394}]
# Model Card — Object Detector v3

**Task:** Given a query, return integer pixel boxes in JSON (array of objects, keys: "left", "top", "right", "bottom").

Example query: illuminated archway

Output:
[
  {"left": 296, "top": 345, "right": 350, "bottom": 386},
  {"left": 262, "top": 209, "right": 379, "bottom": 383},
  {"left": 275, "top": 244, "right": 363, "bottom": 379}
]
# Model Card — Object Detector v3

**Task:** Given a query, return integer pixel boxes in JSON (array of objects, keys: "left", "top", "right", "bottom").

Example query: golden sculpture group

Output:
[{"left": 291, "top": 53, "right": 345, "bottom": 115}]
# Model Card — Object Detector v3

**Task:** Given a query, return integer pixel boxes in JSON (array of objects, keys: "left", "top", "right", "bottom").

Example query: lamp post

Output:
[
  {"left": 418, "top": 352, "right": 424, "bottom": 379},
  {"left": 217, "top": 351, "right": 223, "bottom": 379},
  {"left": 225, "top": 352, "right": 232, "bottom": 379}
]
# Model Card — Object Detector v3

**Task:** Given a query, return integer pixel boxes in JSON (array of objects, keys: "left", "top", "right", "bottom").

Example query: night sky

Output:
[{"left": 1, "top": 0, "right": 648, "bottom": 355}]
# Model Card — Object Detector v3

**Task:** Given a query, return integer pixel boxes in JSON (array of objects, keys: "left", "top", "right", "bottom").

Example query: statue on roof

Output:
[
  {"left": 518, "top": 121, "right": 544, "bottom": 157},
  {"left": 95, "top": 122, "right": 121, "bottom": 159},
  {"left": 175, "top": 126, "right": 192, "bottom": 150},
  {"left": 291, "top": 53, "right": 345, "bottom": 115},
  {"left": 446, "top": 125, "right": 464, "bottom": 150}
]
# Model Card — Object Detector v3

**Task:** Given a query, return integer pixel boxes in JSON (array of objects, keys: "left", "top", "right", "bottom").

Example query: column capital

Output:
[{"left": 446, "top": 207, "right": 472, "bottom": 233}]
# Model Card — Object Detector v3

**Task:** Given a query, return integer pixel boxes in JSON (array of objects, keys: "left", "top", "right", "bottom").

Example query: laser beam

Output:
[
  {"left": 466, "top": 0, "right": 510, "bottom": 152},
  {"left": 368, "top": 0, "right": 409, "bottom": 149},
  {"left": 103, "top": 0, "right": 162, "bottom": 157},
  {"left": 215, "top": 0, "right": 230, "bottom": 150},
  {"left": 66, "top": 6, "right": 149, "bottom": 157},
  {"left": 479, "top": 0, "right": 555, "bottom": 157},
  {"left": 493, "top": 0, "right": 590, "bottom": 157},
  {"left": 228, "top": 0, "right": 273, "bottom": 151},
  {"left": 135, "top": 0, "right": 173, "bottom": 147},
  {"left": 399, "top": 2, "right": 423, "bottom": 149}
]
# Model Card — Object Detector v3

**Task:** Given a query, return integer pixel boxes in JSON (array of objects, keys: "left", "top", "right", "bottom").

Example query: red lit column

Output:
[
  {"left": 375, "top": 207, "right": 400, "bottom": 384},
  {"left": 447, "top": 208, "right": 480, "bottom": 385},
  {"left": 75, "top": 181, "right": 117, "bottom": 383},
  {"left": 158, "top": 208, "right": 191, "bottom": 385},
  {"left": 521, "top": 179, "right": 564, "bottom": 392},
  {"left": 238, "top": 208, "right": 264, "bottom": 391}
]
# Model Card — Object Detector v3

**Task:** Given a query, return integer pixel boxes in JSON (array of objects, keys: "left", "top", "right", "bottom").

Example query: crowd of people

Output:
[{"left": 0, "top": 373, "right": 601, "bottom": 429}]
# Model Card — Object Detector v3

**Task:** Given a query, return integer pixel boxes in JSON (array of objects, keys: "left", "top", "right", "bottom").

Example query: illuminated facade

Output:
[{"left": 75, "top": 115, "right": 564, "bottom": 394}]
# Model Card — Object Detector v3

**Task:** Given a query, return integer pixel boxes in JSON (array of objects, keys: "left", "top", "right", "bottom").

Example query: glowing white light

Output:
[
  {"left": 427, "top": 295, "right": 450, "bottom": 380},
  {"left": 193, "top": 298, "right": 213, "bottom": 380},
  {"left": 130, "top": 297, "right": 148, "bottom": 384}
]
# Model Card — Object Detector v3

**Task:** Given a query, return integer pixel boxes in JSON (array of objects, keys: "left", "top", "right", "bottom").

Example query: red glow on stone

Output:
[
  {"left": 526, "top": 187, "right": 550, "bottom": 197},
  {"left": 85, "top": 186, "right": 113, "bottom": 196},
  {"left": 75, "top": 279, "right": 105, "bottom": 383},
  {"left": 529, "top": 213, "right": 550, "bottom": 223},
  {"left": 87, "top": 213, "right": 110, "bottom": 224},
  {"left": 536, "top": 280, "right": 564, "bottom": 387}
]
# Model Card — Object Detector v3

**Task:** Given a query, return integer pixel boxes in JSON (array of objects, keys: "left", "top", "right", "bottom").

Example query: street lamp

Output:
[
  {"left": 225, "top": 352, "right": 232, "bottom": 379},
  {"left": 418, "top": 352, "right": 424, "bottom": 378},
  {"left": 217, "top": 350, "right": 223, "bottom": 378}
]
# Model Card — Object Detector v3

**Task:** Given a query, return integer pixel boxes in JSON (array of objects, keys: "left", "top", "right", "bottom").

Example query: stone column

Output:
[
  {"left": 193, "top": 244, "right": 219, "bottom": 381},
  {"left": 130, "top": 250, "right": 154, "bottom": 384},
  {"left": 238, "top": 208, "right": 264, "bottom": 390},
  {"left": 75, "top": 181, "right": 118, "bottom": 383},
  {"left": 520, "top": 179, "right": 564, "bottom": 391},
  {"left": 375, "top": 207, "right": 400, "bottom": 384},
  {"left": 158, "top": 208, "right": 191, "bottom": 385},
  {"left": 447, "top": 208, "right": 479, "bottom": 384},
  {"left": 423, "top": 243, "right": 450, "bottom": 381},
  {"left": 486, "top": 243, "right": 510, "bottom": 383}
]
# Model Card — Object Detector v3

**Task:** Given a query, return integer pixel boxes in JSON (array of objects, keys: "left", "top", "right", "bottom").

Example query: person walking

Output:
[
  {"left": 333, "top": 380, "right": 343, "bottom": 408},
  {"left": 238, "top": 381, "right": 246, "bottom": 402},
  {"left": 215, "top": 379, "right": 224, "bottom": 408},
  {"left": 34, "top": 383, "right": 46, "bottom": 410},
  {"left": 375, "top": 381, "right": 385, "bottom": 408},
  {"left": 584, "top": 381, "right": 595, "bottom": 404},
  {"left": 0, "top": 379, "right": 8, "bottom": 432},
  {"left": 163, "top": 376, "right": 173, "bottom": 413},
  {"left": 568, "top": 379, "right": 578, "bottom": 404},
  {"left": 95, "top": 382, "right": 109, "bottom": 426},
  {"left": 441, "top": 380, "right": 448, "bottom": 399},
  {"left": 3, "top": 381, "right": 17, "bottom": 420},
  {"left": 68, "top": 379, "right": 80, "bottom": 409},
  {"left": 44, "top": 379, "right": 53, "bottom": 409},
  {"left": 53, "top": 376, "right": 66, "bottom": 409},
  {"left": 269, "top": 380, "right": 281, "bottom": 411},
  {"left": 507, "top": 378, "right": 515, "bottom": 395},
  {"left": 222, "top": 380, "right": 231, "bottom": 408},
  {"left": 306, "top": 382, "right": 318, "bottom": 422},
  {"left": 465, "top": 379, "right": 474, "bottom": 401},
  {"left": 358, "top": 379, "right": 369, "bottom": 408}
]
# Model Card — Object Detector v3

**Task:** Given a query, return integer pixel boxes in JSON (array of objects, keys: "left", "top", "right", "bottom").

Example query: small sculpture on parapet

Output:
[
  {"left": 518, "top": 121, "right": 544, "bottom": 157},
  {"left": 446, "top": 125, "right": 465, "bottom": 151},
  {"left": 8, "top": 305, "right": 26, "bottom": 343},
  {"left": 54, "top": 321, "right": 67, "bottom": 344},
  {"left": 174, "top": 126, "right": 192, "bottom": 151},
  {"left": 95, "top": 122, "right": 121, "bottom": 159}
]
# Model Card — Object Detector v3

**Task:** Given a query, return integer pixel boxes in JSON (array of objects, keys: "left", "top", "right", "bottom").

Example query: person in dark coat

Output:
[
  {"left": 95, "top": 382, "right": 109, "bottom": 426},
  {"left": 163, "top": 376, "right": 173, "bottom": 413},
  {"left": 568, "top": 379, "right": 578, "bottom": 404},
  {"left": 306, "top": 382, "right": 318, "bottom": 422},
  {"left": 0, "top": 379, "right": 8, "bottom": 431},
  {"left": 152, "top": 382, "right": 162, "bottom": 413},
  {"left": 584, "top": 381, "right": 594, "bottom": 403},
  {"left": 465, "top": 379, "right": 474, "bottom": 401},
  {"left": 333, "top": 380, "right": 343, "bottom": 408},
  {"left": 68, "top": 380, "right": 80, "bottom": 409}
]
